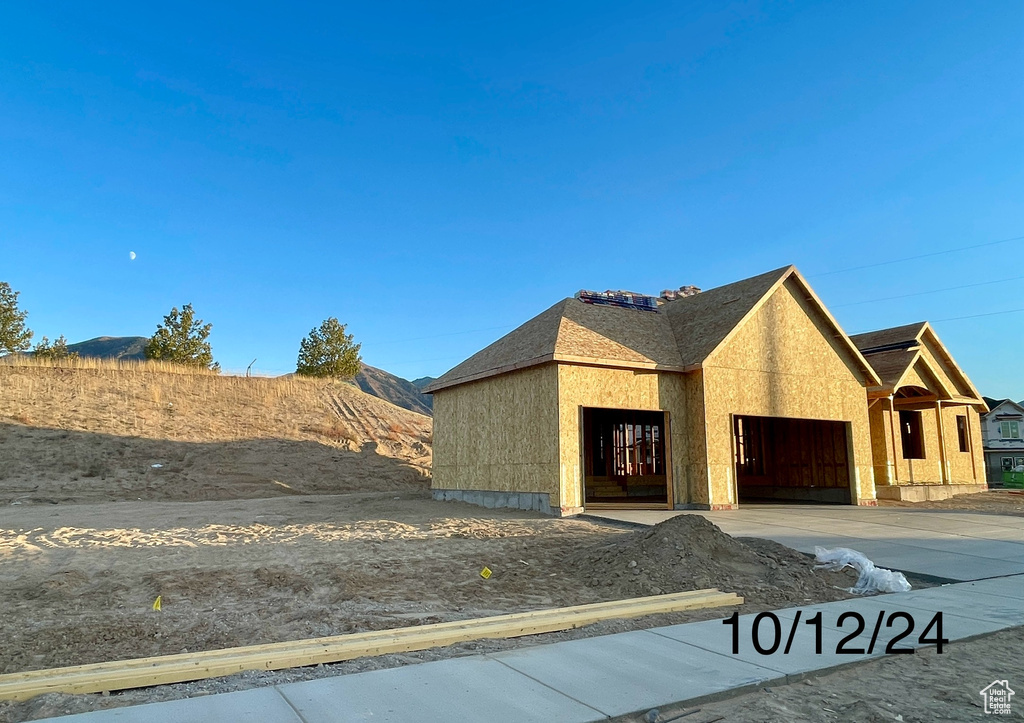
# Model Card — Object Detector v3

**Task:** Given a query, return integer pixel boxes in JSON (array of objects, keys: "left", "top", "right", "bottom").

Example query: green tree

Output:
[
  {"left": 144, "top": 303, "right": 219, "bottom": 370},
  {"left": 296, "top": 317, "right": 362, "bottom": 379},
  {"left": 33, "top": 335, "right": 79, "bottom": 361},
  {"left": 0, "top": 282, "right": 33, "bottom": 355}
]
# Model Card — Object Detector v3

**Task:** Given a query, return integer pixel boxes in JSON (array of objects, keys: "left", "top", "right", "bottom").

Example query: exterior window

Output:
[
  {"left": 1000, "top": 421, "right": 1021, "bottom": 439},
  {"left": 899, "top": 410, "right": 925, "bottom": 460},
  {"left": 1004, "top": 457, "right": 1016, "bottom": 471},
  {"left": 956, "top": 415, "right": 969, "bottom": 453}
]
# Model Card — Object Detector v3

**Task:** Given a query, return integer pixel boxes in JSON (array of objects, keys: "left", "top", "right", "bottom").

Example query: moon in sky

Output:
[{"left": 129, "top": 251, "right": 137, "bottom": 260}]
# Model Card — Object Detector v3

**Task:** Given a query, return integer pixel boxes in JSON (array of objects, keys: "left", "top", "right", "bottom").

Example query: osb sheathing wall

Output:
[
  {"left": 431, "top": 364, "right": 560, "bottom": 505},
  {"left": 872, "top": 404, "right": 941, "bottom": 483},
  {"left": 868, "top": 401, "right": 897, "bottom": 484},
  {"left": 919, "top": 335, "right": 968, "bottom": 396},
  {"left": 942, "top": 406, "right": 984, "bottom": 483},
  {"left": 681, "top": 370, "right": 710, "bottom": 507},
  {"left": 899, "top": 364, "right": 940, "bottom": 399},
  {"left": 870, "top": 403, "right": 983, "bottom": 485},
  {"left": 555, "top": 365, "right": 689, "bottom": 510},
  {"left": 866, "top": 338, "right": 985, "bottom": 486},
  {"left": 700, "top": 278, "right": 875, "bottom": 506}
]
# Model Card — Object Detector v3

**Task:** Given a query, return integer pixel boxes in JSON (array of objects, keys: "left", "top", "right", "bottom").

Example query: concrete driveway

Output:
[{"left": 586, "top": 505, "right": 1024, "bottom": 582}]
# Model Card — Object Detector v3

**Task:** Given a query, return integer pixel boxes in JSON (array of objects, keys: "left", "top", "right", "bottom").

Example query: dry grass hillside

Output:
[{"left": 0, "top": 358, "right": 432, "bottom": 506}]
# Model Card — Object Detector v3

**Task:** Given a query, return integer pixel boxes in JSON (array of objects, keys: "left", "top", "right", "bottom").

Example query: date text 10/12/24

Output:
[{"left": 723, "top": 610, "right": 948, "bottom": 656}]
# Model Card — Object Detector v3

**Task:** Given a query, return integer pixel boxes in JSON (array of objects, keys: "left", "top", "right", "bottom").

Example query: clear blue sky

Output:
[{"left": 2, "top": 2, "right": 1022, "bottom": 397}]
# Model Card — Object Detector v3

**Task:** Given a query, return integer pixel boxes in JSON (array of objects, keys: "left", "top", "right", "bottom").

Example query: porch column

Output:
[
  {"left": 935, "top": 401, "right": 948, "bottom": 484},
  {"left": 887, "top": 396, "right": 899, "bottom": 484},
  {"left": 966, "top": 406, "right": 978, "bottom": 482}
]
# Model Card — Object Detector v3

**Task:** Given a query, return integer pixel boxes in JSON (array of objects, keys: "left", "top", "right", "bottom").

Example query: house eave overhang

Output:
[
  {"left": 919, "top": 322, "right": 987, "bottom": 407},
  {"left": 423, "top": 354, "right": 691, "bottom": 393},
  {"left": 422, "top": 353, "right": 556, "bottom": 393},
  {"left": 865, "top": 384, "right": 986, "bottom": 409}
]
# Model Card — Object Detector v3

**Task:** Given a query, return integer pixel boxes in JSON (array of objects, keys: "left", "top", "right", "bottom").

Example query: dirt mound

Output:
[{"left": 571, "top": 514, "right": 859, "bottom": 606}]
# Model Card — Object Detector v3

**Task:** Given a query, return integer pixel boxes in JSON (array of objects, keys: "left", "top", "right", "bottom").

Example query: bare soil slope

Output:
[{"left": 0, "top": 360, "right": 431, "bottom": 505}]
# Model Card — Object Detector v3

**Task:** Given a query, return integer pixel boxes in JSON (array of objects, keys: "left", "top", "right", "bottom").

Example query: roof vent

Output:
[
  {"left": 660, "top": 285, "right": 702, "bottom": 301},
  {"left": 575, "top": 289, "right": 659, "bottom": 312}
]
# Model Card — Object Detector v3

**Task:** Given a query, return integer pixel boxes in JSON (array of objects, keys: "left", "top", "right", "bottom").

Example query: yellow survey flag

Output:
[
  {"left": 152, "top": 595, "right": 162, "bottom": 611},
  {"left": 480, "top": 567, "right": 492, "bottom": 579}
]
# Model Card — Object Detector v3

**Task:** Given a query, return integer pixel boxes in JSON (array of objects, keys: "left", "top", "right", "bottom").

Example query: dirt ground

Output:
[
  {"left": 0, "top": 491, "right": 870, "bottom": 722},
  {"left": 0, "top": 423, "right": 427, "bottom": 505},
  {"left": 878, "top": 489, "right": 1024, "bottom": 516},
  {"left": 615, "top": 626, "right": 1024, "bottom": 722}
]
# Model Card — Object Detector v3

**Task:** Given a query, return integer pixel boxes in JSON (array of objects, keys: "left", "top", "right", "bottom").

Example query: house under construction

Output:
[{"left": 423, "top": 266, "right": 987, "bottom": 515}]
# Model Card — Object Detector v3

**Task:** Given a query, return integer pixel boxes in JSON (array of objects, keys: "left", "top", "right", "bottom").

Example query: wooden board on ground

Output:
[{"left": 0, "top": 588, "right": 742, "bottom": 701}]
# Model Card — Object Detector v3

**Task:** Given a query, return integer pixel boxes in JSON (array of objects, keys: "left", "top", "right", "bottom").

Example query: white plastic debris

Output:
[
  {"left": 151, "top": 463, "right": 163, "bottom": 469},
  {"left": 813, "top": 546, "right": 912, "bottom": 595}
]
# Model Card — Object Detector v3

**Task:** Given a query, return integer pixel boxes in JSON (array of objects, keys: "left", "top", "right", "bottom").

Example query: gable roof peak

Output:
[
  {"left": 662, "top": 264, "right": 879, "bottom": 385},
  {"left": 426, "top": 264, "right": 884, "bottom": 392},
  {"left": 984, "top": 397, "right": 1024, "bottom": 414}
]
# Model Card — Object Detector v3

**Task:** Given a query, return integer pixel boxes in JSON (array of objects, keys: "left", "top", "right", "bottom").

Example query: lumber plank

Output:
[
  {"left": 0, "top": 589, "right": 742, "bottom": 701},
  {"left": 1, "top": 589, "right": 731, "bottom": 683}
]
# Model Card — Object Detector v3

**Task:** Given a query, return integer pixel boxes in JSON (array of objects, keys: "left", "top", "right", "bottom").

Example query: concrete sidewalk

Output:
[
  {"left": 37, "top": 574, "right": 1024, "bottom": 722},
  {"left": 587, "top": 506, "right": 1024, "bottom": 582}
]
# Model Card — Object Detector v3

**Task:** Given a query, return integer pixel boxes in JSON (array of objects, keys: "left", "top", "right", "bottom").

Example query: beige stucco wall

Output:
[
  {"left": 555, "top": 364, "right": 688, "bottom": 511},
  {"left": 430, "top": 364, "right": 560, "bottom": 505},
  {"left": 700, "top": 278, "right": 875, "bottom": 505}
]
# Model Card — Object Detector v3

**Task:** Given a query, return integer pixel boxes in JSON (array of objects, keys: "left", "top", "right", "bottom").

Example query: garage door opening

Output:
[
  {"left": 734, "top": 415, "right": 853, "bottom": 504},
  {"left": 583, "top": 408, "right": 669, "bottom": 507}
]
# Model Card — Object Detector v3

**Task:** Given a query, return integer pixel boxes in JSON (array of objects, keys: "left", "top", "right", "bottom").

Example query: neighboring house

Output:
[
  {"left": 980, "top": 397, "right": 1024, "bottom": 483},
  {"left": 851, "top": 323, "right": 987, "bottom": 496},
  {"left": 423, "top": 265, "right": 986, "bottom": 515}
]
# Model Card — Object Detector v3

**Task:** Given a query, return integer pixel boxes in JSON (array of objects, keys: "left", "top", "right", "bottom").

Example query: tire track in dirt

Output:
[
  {"left": 0, "top": 518, "right": 544, "bottom": 555},
  {"left": 321, "top": 390, "right": 376, "bottom": 443}
]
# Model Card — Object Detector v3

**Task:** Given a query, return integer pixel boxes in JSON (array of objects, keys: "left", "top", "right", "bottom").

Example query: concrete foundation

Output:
[
  {"left": 874, "top": 483, "right": 989, "bottom": 502},
  {"left": 432, "top": 488, "right": 553, "bottom": 515},
  {"left": 675, "top": 503, "right": 740, "bottom": 511}
]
